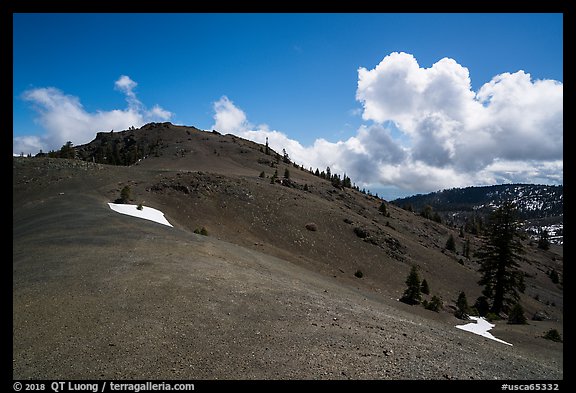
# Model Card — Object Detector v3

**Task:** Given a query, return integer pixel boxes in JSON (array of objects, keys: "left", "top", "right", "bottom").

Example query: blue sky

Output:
[{"left": 13, "top": 13, "right": 563, "bottom": 199}]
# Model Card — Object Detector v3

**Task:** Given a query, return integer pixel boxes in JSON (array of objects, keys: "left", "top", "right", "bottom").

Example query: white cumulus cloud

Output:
[
  {"left": 212, "top": 52, "right": 562, "bottom": 198},
  {"left": 14, "top": 76, "right": 173, "bottom": 155}
]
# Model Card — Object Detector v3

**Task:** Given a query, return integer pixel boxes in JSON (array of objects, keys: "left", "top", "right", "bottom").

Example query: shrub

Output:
[
  {"left": 548, "top": 269, "right": 560, "bottom": 284},
  {"left": 508, "top": 303, "right": 527, "bottom": 324},
  {"left": 485, "top": 312, "right": 500, "bottom": 322},
  {"left": 259, "top": 171, "right": 265, "bottom": 178},
  {"left": 353, "top": 227, "right": 369, "bottom": 238},
  {"left": 137, "top": 203, "right": 143, "bottom": 211},
  {"left": 354, "top": 270, "right": 363, "bottom": 278},
  {"left": 424, "top": 295, "right": 443, "bottom": 312},
  {"left": 119, "top": 185, "right": 131, "bottom": 204},
  {"left": 542, "top": 329, "right": 562, "bottom": 342},
  {"left": 194, "top": 227, "right": 208, "bottom": 236}
]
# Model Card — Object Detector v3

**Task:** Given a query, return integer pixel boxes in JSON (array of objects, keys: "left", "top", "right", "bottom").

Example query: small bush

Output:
[
  {"left": 119, "top": 185, "right": 131, "bottom": 204},
  {"left": 137, "top": 203, "right": 143, "bottom": 211},
  {"left": 508, "top": 303, "right": 527, "bottom": 325},
  {"left": 485, "top": 312, "right": 500, "bottom": 322},
  {"left": 542, "top": 329, "right": 562, "bottom": 342},
  {"left": 354, "top": 270, "right": 363, "bottom": 278},
  {"left": 194, "top": 227, "right": 208, "bottom": 236},
  {"left": 424, "top": 295, "right": 443, "bottom": 312},
  {"left": 353, "top": 227, "right": 369, "bottom": 238},
  {"left": 259, "top": 171, "right": 265, "bottom": 178}
]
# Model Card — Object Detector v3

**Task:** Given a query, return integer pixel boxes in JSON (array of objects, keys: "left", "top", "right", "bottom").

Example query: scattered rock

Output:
[
  {"left": 532, "top": 310, "right": 551, "bottom": 321},
  {"left": 305, "top": 222, "right": 318, "bottom": 231}
]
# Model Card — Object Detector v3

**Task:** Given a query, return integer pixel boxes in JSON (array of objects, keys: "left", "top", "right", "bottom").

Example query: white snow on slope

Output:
[
  {"left": 456, "top": 316, "right": 512, "bottom": 346},
  {"left": 108, "top": 203, "right": 173, "bottom": 227}
]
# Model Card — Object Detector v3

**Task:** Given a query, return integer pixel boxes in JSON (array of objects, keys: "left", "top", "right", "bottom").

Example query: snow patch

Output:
[
  {"left": 455, "top": 316, "right": 512, "bottom": 346},
  {"left": 108, "top": 203, "right": 173, "bottom": 227}
]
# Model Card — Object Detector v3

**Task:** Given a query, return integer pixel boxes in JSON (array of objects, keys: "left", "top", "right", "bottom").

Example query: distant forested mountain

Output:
[{"left": 391, "top": 184, "right": 563, "bottom": 244}]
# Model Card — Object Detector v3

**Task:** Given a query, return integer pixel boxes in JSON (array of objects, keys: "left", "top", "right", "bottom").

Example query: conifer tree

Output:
[
  {"left": 476, "top": 202, "right": 526, "bottom": 314},
  {"left": 421, "top": 279, "right": 430, "bottom": 295},
  {"left": 455, "top": 291, "right": 471, "bottom": 319},
  {"left": 445, "top": 234, "right": 456, "bottom": 252},
  {"left": 537, "top": 229, "right": 550, "bottom": 250},
  {"left": 379, "top": 202, "right": 387, "bottom": 215},
  {"left": 400, "top": 265, "right": 422, "bottom": 305}
]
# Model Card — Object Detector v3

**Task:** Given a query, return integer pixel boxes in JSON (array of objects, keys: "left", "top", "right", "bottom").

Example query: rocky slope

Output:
[{"left": 13, "top": 123, "right": 563, "bottom": 381}]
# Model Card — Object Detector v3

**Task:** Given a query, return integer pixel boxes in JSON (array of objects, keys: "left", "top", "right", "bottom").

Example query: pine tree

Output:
[
  {"left": 421, "top": 205, "right": 433, "bottom": 220},
  {"left": 445, "top": 234, "right": 456, "bottom": 252},
  {"left": 400, "top": 265, "right": 422, "bottom": 305},
  {"left": 379, "top": 202, "right": 387, "bottom": 215},
  {"left": 462, "top": 238, "right": 471, "bottom": 258},
  {"left": 476, "top": 202, "right": 526, "bottom": 315},
  {"left": 284, "top": 168, "right": 290, "bottom": 179},
  {"left": 538, "top": 229, "right": 550, "bottom": 250},
  {"left": 59, "top": 141, "right": 75, "bottom": 159},
  {"left": 421, "top": 279, "right": 430, "bottom": 295},
  {"left": 455, "top": 291, "right": 471, "bottom": 319},
  {"left": 473, "top": 296, "right": 490, "bottom": 317}
]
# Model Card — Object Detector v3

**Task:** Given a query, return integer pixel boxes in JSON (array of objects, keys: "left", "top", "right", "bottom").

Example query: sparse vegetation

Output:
[
  {"left": 354, "top": 270, "right": 363, "bottom": 278},
  {"left": 137, "top": 203, "right": 143, "bottom": 210}
]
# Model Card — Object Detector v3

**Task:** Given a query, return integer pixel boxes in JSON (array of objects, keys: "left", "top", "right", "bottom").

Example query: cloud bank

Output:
[
  {"left": 14, "top": 75, "right": 172, "bottom": 155},
  {"left": 212, "top": 52, "right": 563, "bottom": 197}
]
